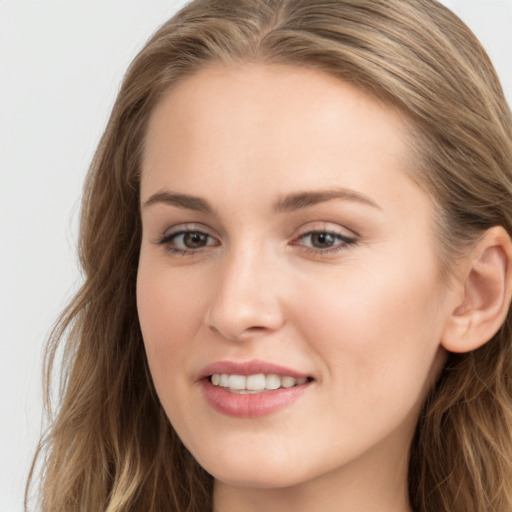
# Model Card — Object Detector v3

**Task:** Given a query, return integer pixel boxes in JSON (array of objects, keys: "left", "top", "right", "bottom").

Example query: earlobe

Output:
[{"left": 441, "top": 226, "right": 512, "bottom": 354}]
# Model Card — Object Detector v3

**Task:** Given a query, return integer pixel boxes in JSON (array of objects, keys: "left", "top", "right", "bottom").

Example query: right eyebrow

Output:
[{"left": 142, "top": 191, "right": 214, "bottom": 214}]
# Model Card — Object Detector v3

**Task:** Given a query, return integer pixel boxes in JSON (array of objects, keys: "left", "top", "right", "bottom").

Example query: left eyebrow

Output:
[{"left": 274, "top": 188, "right": 381, "bottom": 213}]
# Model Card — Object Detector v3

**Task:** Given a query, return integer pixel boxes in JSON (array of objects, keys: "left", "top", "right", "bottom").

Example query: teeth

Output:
[
  {"left": 228, "top": 374, "right": 246, "bottom": 390},
  {"left": 266, "top": 374, "right": 281, "bottom": 390},
  {"left": 210, "top": 373, "right": 309, "bottom": 392},
  {"left": 246, "top": 374, "right": 266, "bottom": 391},
  {"left": 281, "top": 376, "right": 296, "bottom": 388}
]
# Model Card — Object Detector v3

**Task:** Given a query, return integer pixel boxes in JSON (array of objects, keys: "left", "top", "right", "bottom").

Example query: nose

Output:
[{"left": 204, "top": 242, "right": 285, "bottom": 342}]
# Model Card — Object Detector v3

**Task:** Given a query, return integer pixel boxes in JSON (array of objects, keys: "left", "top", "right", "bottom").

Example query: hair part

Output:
[{"left": 27, "top": 1, "right": 512, "bottom": 511}]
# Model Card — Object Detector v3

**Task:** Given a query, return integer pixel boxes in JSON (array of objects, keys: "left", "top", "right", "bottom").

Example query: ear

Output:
[{"left": 441, "top": 226, "right": 512, "bottom": 354}]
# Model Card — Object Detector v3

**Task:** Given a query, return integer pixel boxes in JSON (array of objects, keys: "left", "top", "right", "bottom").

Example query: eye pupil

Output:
[
  {"left": 184, "top": 232, "right": 207, "bottom": 248},
  {"left": 311, "top": 232, "right": 335, "bottom": 248}
]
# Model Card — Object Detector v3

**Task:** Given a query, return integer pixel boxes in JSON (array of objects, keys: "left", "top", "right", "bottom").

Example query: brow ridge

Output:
[
  {"left": 143, "top": 187, "right": 380, "bottom": 214},
  {"left": 143, "top": 191, "right": 214, "bottom": 213},
  {"left": 274, "top": 188, "right": 381, "bottom": 212}
]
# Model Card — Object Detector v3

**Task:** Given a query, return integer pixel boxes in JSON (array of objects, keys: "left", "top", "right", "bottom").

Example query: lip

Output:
[{"left": 198, "top": 359, "right": 313, "bottom": 418}]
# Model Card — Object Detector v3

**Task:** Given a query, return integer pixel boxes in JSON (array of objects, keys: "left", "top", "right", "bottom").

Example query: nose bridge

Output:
[{"left": 205, "top": 237, "right": 284, "bottom": 340}]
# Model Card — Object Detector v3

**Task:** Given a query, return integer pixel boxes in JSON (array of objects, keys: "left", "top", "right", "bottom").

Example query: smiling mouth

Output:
[
  {"left": 209, "top": 373, "right": 312, "bottom": 394},
  {"left": 201, "top": 364, "right": 314, "bottom": 417}
]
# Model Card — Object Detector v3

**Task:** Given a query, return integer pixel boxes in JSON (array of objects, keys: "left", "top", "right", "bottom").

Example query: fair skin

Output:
[{"left": 136, "top": 63, "right": 512, "bottom": 512}]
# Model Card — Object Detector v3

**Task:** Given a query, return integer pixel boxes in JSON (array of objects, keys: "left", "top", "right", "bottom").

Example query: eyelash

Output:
[
  {"left": 155, "top": 228, "right": 357, "bottom": 257},
  {"left": 156, "top": 229, "right": 219, "bottom": 256},
  {"left": 294, "top": 231, "right": 357, "bottom": 255}
]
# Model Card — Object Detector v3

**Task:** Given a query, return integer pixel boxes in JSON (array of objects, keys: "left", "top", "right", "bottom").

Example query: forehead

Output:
[{"left": 141, "top": 63, "right": 421, "bottom": 211}]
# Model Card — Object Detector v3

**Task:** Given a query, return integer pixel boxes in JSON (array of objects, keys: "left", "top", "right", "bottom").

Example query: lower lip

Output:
[{"left": 200, "top": 379, "right": 310, "bottom": 418}]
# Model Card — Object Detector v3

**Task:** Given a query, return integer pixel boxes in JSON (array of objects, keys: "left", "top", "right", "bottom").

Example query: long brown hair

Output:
[{"left": 27, "top": 1, "right": 512, "bottom": 510}]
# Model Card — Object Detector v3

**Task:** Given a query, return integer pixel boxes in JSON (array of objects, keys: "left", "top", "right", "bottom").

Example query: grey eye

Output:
[
  {"left": 159, "top": 229, "right": 218, "bottom": 253},
  {"left": 301, "top": 231, "right": 344, "bottom": 249},
  {"left": 296, "top": 230, "right": 357, "bottom": 254},
  {"left": 307, "top": 232, "right": 339, "bottom": 248},
  {"left": 180, "top": 232, "right": 210, "bottom": 249}
]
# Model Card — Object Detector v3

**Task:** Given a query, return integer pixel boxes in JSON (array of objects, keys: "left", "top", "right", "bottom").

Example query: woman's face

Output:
[{"left": 137, "top": 64, "right": 454, "bottom": 491}]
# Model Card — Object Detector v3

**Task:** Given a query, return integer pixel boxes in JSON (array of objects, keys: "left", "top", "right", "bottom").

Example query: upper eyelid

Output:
[
  {"left": 294, "top": 231, "right": 357, "bottom": 248},
  {"left": 152, "top": 225, "right": 219, "bottom": 251},
  {"left": 292, "top": 221, "right": 359, "bottom": 239},
  {"left": 297, "top": 230, "right": 355, "bottom": 241},
  {"left": 161, "top": 223, "right": 216, "bottom": 237},
  {"left": 154, "top": 222, "right": 358, "bottom": 245},
  {"left": 156, "top": 229, "right": 219, "bottom": 255}
]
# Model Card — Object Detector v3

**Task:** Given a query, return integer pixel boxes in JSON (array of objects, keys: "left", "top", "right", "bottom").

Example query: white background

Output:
[{"left": 1, "top": 1, "right": 511, "bottom": 510}]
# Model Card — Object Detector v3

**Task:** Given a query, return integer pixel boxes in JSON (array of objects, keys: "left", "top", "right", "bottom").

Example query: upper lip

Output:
[{"left": 198, "top": 359, "right": 311, "bottom": 380}]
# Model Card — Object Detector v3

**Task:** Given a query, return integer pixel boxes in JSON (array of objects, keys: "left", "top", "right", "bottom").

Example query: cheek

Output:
[
  {"left": 136, "top": 260, "right": 207, "bottom": 381},
  {"left": 294, "top": 259, "right": 445, "bottom": 404}
]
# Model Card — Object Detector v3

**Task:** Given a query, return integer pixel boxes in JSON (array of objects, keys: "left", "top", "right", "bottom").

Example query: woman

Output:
[{"left": 27, "top": 0, "right": 512, "bottom": 511}]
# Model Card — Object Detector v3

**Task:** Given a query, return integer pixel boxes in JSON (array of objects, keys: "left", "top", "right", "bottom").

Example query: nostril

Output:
[
  {"left": 207, "top": 323, "right": 272, "bottom": 342},
  {"left": 208, "top": 325, "right": 221, "bottom": 336},
  {"left": 246, "top": 326, "right": 268, "bottom": 333}
]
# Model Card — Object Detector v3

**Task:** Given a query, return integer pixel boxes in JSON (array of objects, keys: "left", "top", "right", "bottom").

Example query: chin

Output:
[
  {"left": 211, "top": 467, "right": 306, "bottom": 489},
  {"left": 194, "top": 445, "right": 311, "bottom": 489}
]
